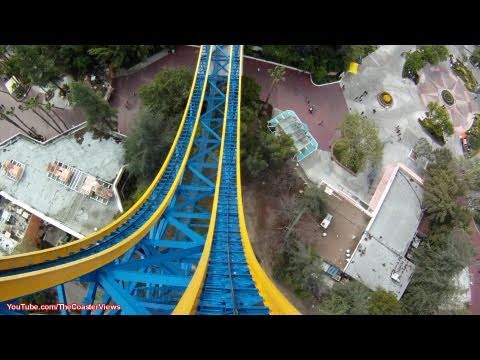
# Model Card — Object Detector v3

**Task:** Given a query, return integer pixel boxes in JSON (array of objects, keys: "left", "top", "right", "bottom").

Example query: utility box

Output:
[{"left": 320, "top": 213, "right": 333, "bottom": 230}]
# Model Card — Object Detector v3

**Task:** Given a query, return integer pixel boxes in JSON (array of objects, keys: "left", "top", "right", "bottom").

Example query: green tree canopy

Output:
[
  {"left": 419, "top": 45, "right": 449, "bottom": 65},
  {"left": 139, "top": 67, "right": 193, "bottom": 117},
  {"left": 318, "top": 280, "right": 371, "bottom": 315},
  {"left": 299, "top": 186, "right": 327, "bottom": 218},
  {"left": 333, "top": 113, "right": 384, "bottom": 173},
  {"left": 68, "top": 81, "right": 117, "bottom": 132},
  {"left": 124, "top": 108, "right": 179, "bottom": 181},
  {"left": 5, "top": 45, "right": 62, "bottom": 87},
  {"left": 427, "top": 101, "right": 454, "bottom": 136},
  {"left": 423, "top": 167, "right": 462, "bottom": 225},
  {"left": 368, "top": 289, "right": 402, "bottom": 315},
  {"left": 343, "top": 45, "right": 378, "bottom": 65},
  {"left": 88, "top": 45, "right": 153, "bottom": 72},
  {"left": 471, "top": 48, "right": 480, "bottom": 66},
  {"left": 241, "top": 75, "right": 261, "bottom": 108},
  {"left": 413, "top": 137, "right": 433, "bottom": 161},
  {"left": 402, "top": 226, "right": 474, "bottom": 314}
]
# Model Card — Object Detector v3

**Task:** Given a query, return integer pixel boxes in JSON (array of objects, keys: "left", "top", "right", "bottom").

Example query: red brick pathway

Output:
[{"left": 111, "top": 46, "right": 349, "bottom": 149}]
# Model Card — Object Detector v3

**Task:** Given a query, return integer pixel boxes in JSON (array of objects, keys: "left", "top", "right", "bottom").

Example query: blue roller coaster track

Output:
[{"left": 0, "top": 45, "right": 299, "bottom": 315}]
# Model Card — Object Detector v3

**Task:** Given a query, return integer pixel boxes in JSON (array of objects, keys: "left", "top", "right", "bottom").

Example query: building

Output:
[
  {"left": 0, "top": 126, "right": 125, "bottom": 240},
  {"left": 344, "top": 164, "right": 424, "bottom": 299}
]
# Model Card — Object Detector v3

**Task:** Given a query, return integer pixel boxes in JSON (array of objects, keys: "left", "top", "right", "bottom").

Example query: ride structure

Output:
[{"left": 0, "top": 45, "right": 300, "bottom": 315}]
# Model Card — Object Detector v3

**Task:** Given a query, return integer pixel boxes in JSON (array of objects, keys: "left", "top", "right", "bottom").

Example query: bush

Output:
[
  {"left": 419, "top": 102, "right": 454, "bottom": 144},
  {"left": 453, "top": 62, "right": 478, "bottom": 92},
  {"left": 467, "top": 114, "right": 480, "bottom": 150}
]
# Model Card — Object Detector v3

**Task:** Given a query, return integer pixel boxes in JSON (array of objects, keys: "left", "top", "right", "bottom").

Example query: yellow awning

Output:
[{"left": 347, "top": 62, "right": 359, "bottom": 74}]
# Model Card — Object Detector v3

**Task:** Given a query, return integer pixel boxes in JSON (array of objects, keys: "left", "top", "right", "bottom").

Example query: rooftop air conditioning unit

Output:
[{"left": 391, "top": 272, "right": 400, "bottom": 283}]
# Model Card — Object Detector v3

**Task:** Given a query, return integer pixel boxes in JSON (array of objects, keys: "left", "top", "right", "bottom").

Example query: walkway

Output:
[
  {"left": 110, "top": 46, "right": 349, "bottom": 143},
  {"left": 0, "top": 89, "right": 85, "bottom": 143}
]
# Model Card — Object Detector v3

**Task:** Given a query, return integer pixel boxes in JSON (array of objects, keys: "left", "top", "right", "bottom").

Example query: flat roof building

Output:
[
  {"left": 344, "top": 164, "right": 423, "bottom": 299},
  {"left": 0, "top": 127, "right": 125, "bottom": 238}
]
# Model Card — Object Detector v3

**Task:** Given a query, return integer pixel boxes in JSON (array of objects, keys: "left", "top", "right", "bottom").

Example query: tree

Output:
[
  {"left": 343, "top": 45, "right": 377, "bottom": 65},
  {"left": 124, "top": 108, "right": 178, "bottom": 181},
  {"left": 471, "top": 48, "right": 480, "bottom": 67},
  {"left": 264, "top": 65, "right": 286, "bottom": 108},
  {"left": 0, "top": 111, "right": 30, "bottom": 135},
  {"left": 23, "top": 96, "right": 62, "bottom": 134},
  {"left": 4, "top": 105, "right": 39, "bottom": 137},
  {"left": 55, "top": 45, "right": 96, "bottom": 79},
  {"left": 299, "top": 185, "right": 327, "bottom": 218},
  {"left": 68, "top": 81, "right": 117, "bottom": 132},
  {"left": 402, "top": 226, "right": 474, "bottom": 314},
  {"left": 413, "top": 137, "right": 433, "bottom": 161},
  {"left": 139, "top": 67, "right": 193, "bottom": 117},
  {"left": 241, "top": 75, "right": 261, "bottom": 108},
  {"left": 368, "top": 289, "right": 402, "bottom": 315},
  {"left": 7, "top": 46, "right": 63, "bottom": 89},
  {"left": 423, "top": 167, "right": 461, "bottom": 224},
  {"left": 333, "top": 113, "right": 383, "bottom": 173},
  {"left": 318, "top": 280, "right": 371, "bottom": 315},
  {"left": 427, "top": 101, "right": 454, "bottom": 136},
  {"left": 88, "top": 45, "right": 153, "bottom": 73},
  {"left": 44, "top": 102, "right": 68, "bottom": 130},
  {"left": 419, "top": 45, "right": 449, "bottom": 65}
]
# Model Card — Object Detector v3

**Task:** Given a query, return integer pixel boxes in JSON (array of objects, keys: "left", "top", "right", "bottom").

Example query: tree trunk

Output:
[
  {"left": 32, "top": 108, "right": 61, "bottom": 134},
  {"left": 10, "top": 112, "right": 39, "bottom": 136},
  {"left": 50, "top": 107, "right": 69, "bottom": 130},
  {"left": 39, "top": 105, "right": 64, "bottom": 131},
  {"left": 1, "top": 114, "right": 30, "bottom": 135}
]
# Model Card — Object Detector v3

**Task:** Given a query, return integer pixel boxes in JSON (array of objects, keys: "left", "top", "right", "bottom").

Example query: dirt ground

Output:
[
  {"left": 242, "top": 177, "right": 312, "bottom": 315},
  {"left": 297, "top": 192, "right": 371, "bottom": 270}
]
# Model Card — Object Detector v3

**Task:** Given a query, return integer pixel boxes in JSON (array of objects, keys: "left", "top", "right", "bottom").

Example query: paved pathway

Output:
[
  {"left": 470, "top": 221, "right": 480, "bottom": 314},
  {"left": 418, "top": 63, "right": 480, "bottom": 133},
  {"left": 0, "top": 89, "right": 85, "bottom": 143},
  {"left": 110, "top": 46, "right": 349, "bottom": 143}
]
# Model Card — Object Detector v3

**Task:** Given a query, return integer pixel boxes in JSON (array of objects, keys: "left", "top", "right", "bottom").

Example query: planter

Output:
[
  {"left": 441, "top": 89, "right": 454, "bottom": 106},
  {"left": 377, "top": 91, "right": 393, "bottom": 108},
  {"left": 331, "top": 140, "right": 358, "bottom": 176}
]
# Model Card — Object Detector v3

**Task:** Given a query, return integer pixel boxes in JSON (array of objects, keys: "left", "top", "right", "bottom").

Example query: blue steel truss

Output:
[
  {"left": 0, "top": 45, "right": 212, "bottom": 281},
  {"left": 0, "top": 45, "right": 270, "bottom": 316},
  {"left": 10, "top": 45, "right": 231, "bottom": 315},
  {"left": 196, "top": 45, "right": 268, "bottom": 315}
]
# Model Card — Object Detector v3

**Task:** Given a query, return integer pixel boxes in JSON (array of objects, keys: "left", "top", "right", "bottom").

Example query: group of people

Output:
[{"left": 354, "top": 90, "right": 368, "bottom": 102}]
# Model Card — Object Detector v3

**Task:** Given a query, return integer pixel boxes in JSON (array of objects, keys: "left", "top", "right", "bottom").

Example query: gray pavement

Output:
[{"left": 301, "top": 45, "right": 466, "bottom": 202}]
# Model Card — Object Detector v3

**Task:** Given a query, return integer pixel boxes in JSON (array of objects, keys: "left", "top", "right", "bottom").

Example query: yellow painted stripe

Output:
[
  {"left": 173, "top": 45, "right": 233, "bottom": 315},
  {"left": 0, "top": 47, "right": 214, "bottom": 302},
  {"left": 236, "top": 46, "right": 300, "bottom": 315},
  {"left": 0, "top": 46, "right": 210, "bottom": 272}
]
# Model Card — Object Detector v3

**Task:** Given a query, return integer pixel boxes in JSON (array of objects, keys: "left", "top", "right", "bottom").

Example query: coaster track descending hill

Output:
[{"left": 0, "top": 45, "right": 299, "bottom": 315}]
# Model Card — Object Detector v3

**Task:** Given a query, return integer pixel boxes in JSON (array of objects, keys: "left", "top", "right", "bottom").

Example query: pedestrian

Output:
[
  {"left": 342, "top": 84, "right": 345, "bottom": 91},
  {"left": 361, "top": 111, "right": 364, "bottom": 115},
  {"left": 257, "top": 67, "right": 261, "bottom": 72},
  {"left": 307, "top": 99, "right": 310, "bottom": 105},
  {"left": 133, "top": 91, "right": 136, "bottom": 96},
  {"left": 125, "top": 100, "right": 130, "bottom": 109},
  {"left": 373, "top": 109, "right": 376, "bottom": 114},
  {"left": 309, "top": 106, "right": 313, "bottom": 114}
]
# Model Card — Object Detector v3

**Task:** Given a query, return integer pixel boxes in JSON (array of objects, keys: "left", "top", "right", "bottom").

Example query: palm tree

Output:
[
  {"left": 263, "top": 65, "right": 286, "bottom": 110},
  {"left": 4, "top": 106, "right": 41, "bottom": 138},
  {"left": 0, "top": 111, "right": 30, "bottom": 135},
  {"left": 21, "top": 97, "right": 61, "bottom": 134},
  {"left": 43, "top": 102, "right": 69, "bottom": 130}
]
